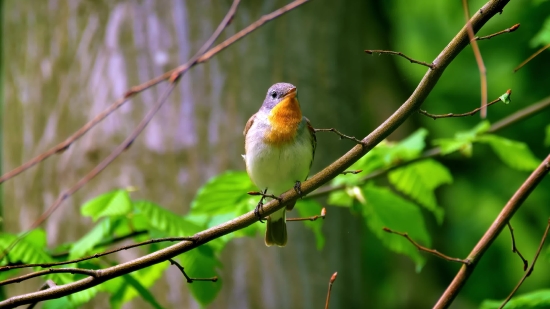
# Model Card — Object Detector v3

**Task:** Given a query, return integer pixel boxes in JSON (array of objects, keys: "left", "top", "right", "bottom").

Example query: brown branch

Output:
[
  {"left": 0, "top": 268, "right": 98, "bottom": 287},
  {"left": 463, "top": 0, "right": 488, "bottom": 118},
  {"left": 0, "top": 236, "right": 195, "bottom": 272},
  {"left": 474, "top": 23, "right": 519, "bottom": 40},
  {"left": 514, "top": 43, "right": 550, "bottom": 73},
  {"left": 506, "top": 222, "right": 528, "bottom": 271},
  {"left": 0, "top": 0, "right": 243, "bottom": 262},
  {"left": 0, "top": 0, "right": 512, "bottom": 306},
  {"left": 499, "top": 218, "right": 550, "bottom": 309},
  {"left": 341, "top": 169, "right": 363, "bottom": 175},
  {"left": 419, "top": 90, "right": 509, "bottom": 120},
  {"left": 383, "top": 228, "right": 469, "bottom": 264},
  {"left": 314, "top": 128, "right": 365, "bottom": 145},
  {"left": 324, "top": 272, "right": 338, "bottom": 309},
  {"left": 488, "top": 95, "right": 550, "bottom": 133},
  {"left": 287, "top": 208, "right": 326, "bottom": 222},
  {"left": 434, "top": 153, "right": 550, "bottom": 309},
  {"left": 26, "top": 280, "right": 57, "bottom": 309},
  {"left": 168, "top": 259, "right": 218, "bottom": 283},
  {"left": 364, "top": 50, "right": 434, "bottom": 68}
]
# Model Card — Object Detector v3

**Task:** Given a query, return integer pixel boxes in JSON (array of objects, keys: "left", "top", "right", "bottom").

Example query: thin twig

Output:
[
  {"left": 314, "top": 128, "right": 366, "bottom": 145},
  {"left": 506, "top": 222, "right": 528, "bottom": 271},
  {"left": 168, "top": 258, "right": 218, "bottom": 283},
  {"left": 499, "top": 218, "right": 550, "bottom": 309},
  {"left": 324, "top": 272, "right": 338, "bottom": 309},
  {"left": 514, "top": 43, "right": 550, "bottom": 72},
  {"left": 383, "top": 228, "right": 469, "bottom": 264},
  {"left": 462, "top": 0, "right": 488, "bottom": 118},
  {"left": 0, "top": 236, "right": 195, "bottom": 272},
  {"left": 0, "top": 0, "right": 242, "bottom": 262},
  {"left": 287, "top": 208, "right": 326, "bottom": 222},
  {"left": 474, "top": 23, "right": 519, "bottom": 40},
  {"left": 0, "top": 268, "right": 97, "bottom": 287},
  {"left": 435, "top": 153, "right": 550, "bottom": 309},
  {"left": 26, "top": 280, "right": 57, "bottom": 309},
  {"left": 489, "top": 95, "right": 550, "bottom": 133},
  {"left": 419, "top": 90, "right": 508, "bottom": 120},
  {"left": 341, "top": 170, "right": 363, "bottom": 175},
  {"left": 364, "top": 50, "right": 434, "bottom": 68}
]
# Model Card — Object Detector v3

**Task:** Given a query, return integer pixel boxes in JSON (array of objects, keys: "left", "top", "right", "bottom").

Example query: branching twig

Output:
[
  {"left": 314, "top": 128, "right": 365, "bottom": 145},
  {"left": 434, "top": 153, "right": 550, "bottom": 309},
  {"left": 462, "top": 0, "right": 488, "bottom": 118},
  {"left": 324, "top": 272, "right": 338, "bottom": 309},
  {"left": 341, "top": 170, "right": 363, "bottom": 175},
  {"left": 499, "top": 218, "right": 550, "bottom": 309},
  {"left": 474, "top": 23, "right": 519, "bottom": 41},
  {"left": 26, "top": 280, "right": 57, "bottom": 309},
  {"left": 0, "top": 236, "right": 195, "bottom": 272},
  {"left": 506, "top": 222, "right": 528, "bottom": 271},
  {"left": 419, "top": 90, "right": 509, "bottom": 120},
  {"left": 287, "top": 208, "right": 326, "bottom": 222},
  {"left": 0, "top": 268, "right": 97, "bottom": 287},
  {"left": 383, "top": 228, "right": 469, "bottom": 264},
  {"left": 364, "top": 50, "right": 434, "bottom": 68},
  {"left": 514, "top": 43, "right": 550, "bottom": 72},
  {"left": 168, "top": 259, "right": 218, "bottom": 283}
]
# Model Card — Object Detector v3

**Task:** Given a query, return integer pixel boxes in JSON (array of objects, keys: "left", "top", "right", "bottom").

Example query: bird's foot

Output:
[
  {"left": 294, "top": 181, "right": 303, "bottom": 198},
  {"left": 248, "top": 188, "right": 282, "bottom": 223}
]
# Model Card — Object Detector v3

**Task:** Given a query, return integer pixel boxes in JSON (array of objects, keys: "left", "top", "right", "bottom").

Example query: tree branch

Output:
[
  {"left": 0, "top": 268, "right": 98, "bottom": 287},
  {"left": 168, "top": 259, "right": 218, "bottom": 283},
  {"left": 324, "top": 272, "right": 338, "bottom": 309},
  {"left": 0, "top": 0, "right": 512, "bottom": 307},
  {"left": 506, "top": 222, "right": 528, "bottom": 271},
  {"left": 419, "top": 90, "right": 508, "bottom": 120},
  {"left": 434, "top": 153, "right": 550, "bottom": 309},
  {"left": 364, "top": 50, "right": 434, "bottom": 68},
  {"left": 474, "top": 23, "right": 519, "bottom": 41}
]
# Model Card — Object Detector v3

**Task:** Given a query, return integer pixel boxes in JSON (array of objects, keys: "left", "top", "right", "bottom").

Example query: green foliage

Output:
[
  {"left": 295, "top": 199, "right": 325, "bottom": 250},
  {"left": 134, "top": 200, "right": 203, "bottom": 237},
  {"left": 179, "top": 245, "right": 223, "bottom": 307},
  {"left": 499, "top": 91, "right": 512, "bottom": 105},
  {"left": 81, "top": 189, "right": 132, "bottom": 221},
  {"left": 530, "top": 16, "right": 550, "bottom": 47},
  {"left": 69, "top": 218, "right": 112, "bottom": 260},
  {"left": 477, "top": 135, "right": 541, "bottom": 171},
  {"left": 433, "top": 121, "right": 491, "bottom": 156},
  {"left": 481, "top": 289, "right": 550, "bottom": 309},
  {"left": 388, "top": 159, "right": 452, "bottom": 223},
  {"left": 108, "top": 264, "right": 167, "bottom": 309}
]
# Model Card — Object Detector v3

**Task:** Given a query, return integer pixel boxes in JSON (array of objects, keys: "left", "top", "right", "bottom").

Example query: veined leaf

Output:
[
  {"left": 81, "top": 189, "right": 132, "bottom": 221},
  {"left": 178, "top": 245, "right": 223, "bottom": 307},
  {"left": 388, "top": 159, "right": 452, "bottom": 224},
  {"left": 120, "top": 263, "right": 167, "bottom": 309},
  {"left": 361, "top": 184, "right": 431, "bottom": 271},
  {"left": 190, "top": 171, "right": 256, "bottom": 216},
  {"left": 477, "top": 135, "right": 540, "bottom": 171},
  {"left": 69, "top": 218, "right": 113, "bottom": 260},
  {"left": 481, "top": 289, "right": 550, "bottom": 309},
  {"left": 295, "top": 199, "right": 325, "bottom": 250},
  {"left": 433, "top": 121, "right": 491, "bottom": 156},
  {"left": 134, "top": 200, "right": 203, "bottom": 237}
]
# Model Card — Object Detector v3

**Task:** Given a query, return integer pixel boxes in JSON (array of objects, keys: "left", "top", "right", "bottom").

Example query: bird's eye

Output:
[{"left": 270, "top": 91, "right": 277, "bottom": 99}]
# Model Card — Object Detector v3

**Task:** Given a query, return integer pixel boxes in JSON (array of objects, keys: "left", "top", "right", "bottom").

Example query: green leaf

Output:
[
  {"left": 120, "top": 263, "right": 168, "bottom": 309},
  {"left": 134, "top": 200, "right": 203, "bottom": 237},
  {"left": 388, "top": 159, "right": 452, "bottom": 224},
  {"left": 499, "top": 90, "right": 512, "bottom": 105},
  {"left": 43, "top": 297, "right": 75, "bottom": 309},
  {"left": 477, "top": 135, "right": 540, "bottom": 171},
  {"left": 327, "top": 190, "right": 354, "bottom": 207},
  {"left": 480, "top": 289, "right": 550, "bottom": 309},
  {"left": 544, "top": 125, "right": 550, "bottom": 147},
  {"left": 69, "top": 286, "right": 102, "bottom": 307},
  {"left": 360, "top": 184, "right": 431, "bottom": 271},
  {"left": 81, "top": 189, "right": 132, "bottom": 221},
  {"left": 433, "top": 121, "right": 490, "bottom": 156},
  {"left": 295, "top": 200, "right": 325, "bottom": 250},
  {"left": 69, "top": 218, "right": 113, "bottom": 260},
  {"left": 190, "top": 171, "right": 256, "bottom": 216},
  {"left": 178, "top": 245, "right": 222, "bottom": 307}
]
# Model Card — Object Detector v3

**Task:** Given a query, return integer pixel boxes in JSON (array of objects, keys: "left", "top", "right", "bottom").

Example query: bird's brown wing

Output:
[{"left": 243, "top": 113, "right": 256, "bottom": 136}]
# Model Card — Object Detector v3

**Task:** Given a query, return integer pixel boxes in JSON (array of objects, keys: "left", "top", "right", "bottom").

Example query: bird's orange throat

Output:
[{"left": 265, "top": 97, "right": 302, "bottom": 146}]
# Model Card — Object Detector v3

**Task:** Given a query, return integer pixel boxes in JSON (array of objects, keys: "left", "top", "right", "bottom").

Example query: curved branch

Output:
[{"left": 0, "top": 0, "right": 511, "bottom": 307}]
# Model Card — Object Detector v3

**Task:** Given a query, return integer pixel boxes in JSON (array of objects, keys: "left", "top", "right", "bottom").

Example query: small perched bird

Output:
[{"left": 243, "top": 83, "right": 316, "bottom": 247}]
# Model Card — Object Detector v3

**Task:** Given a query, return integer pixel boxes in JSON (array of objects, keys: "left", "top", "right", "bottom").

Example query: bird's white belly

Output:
[{"left": 246, "top": 138, "right": 312, "bottom": 196}]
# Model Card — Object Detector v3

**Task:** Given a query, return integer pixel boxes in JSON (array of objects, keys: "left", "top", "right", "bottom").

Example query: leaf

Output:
[
  {"left": 480, "top": 289, "right": 550, "bottom": 309},
  {"left": 499, "top": 90, "right": 512, "bottom": 105},
  {"left": 361, "top": 184, "right": 431, "bottom": 271},
  {"left": 530, "top": 16, "right": 550, "bottom": 47},
  {"left": 190, "top": 171, "right": 256, "bottom": 216},
  {"left": 545, "top": 125, "right": 550, "bottom": 147},
  {"left": 433, "top": 121, "right": 491, "bottom": 156},
  {"left": 295, "top": 200, "right": 325, "bottom": 250},
  {"left": 178, "top": 245, "right": 223, "bottom": 307},
  {"left": 120, "top": 263, "right": 168, "bottom": 309},
  {"left": 477, "top": 135, "right": 541, "bottom": 171},
  {"left": 43, "top": 297, "right": 75, "bottom": 309},
  {"left": 134, "top": 200, "right": 203, "bottom": 237},
  {"left": 327, "top": 190, "right": 354, "bottom": 207},
  {"left": 69, "top": 218, "right": 113, "bottom": 260},
  {"left": 388, "top": 159, "right": 452, "bottom": 224},
  {"left": 81, "top": 189, "right": 132, "bottom": 221},
  {"left": 69, "top": 286, "right": 103, "bottom": 307}
]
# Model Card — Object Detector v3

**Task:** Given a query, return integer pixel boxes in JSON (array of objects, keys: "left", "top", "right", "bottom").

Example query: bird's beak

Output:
[{"left": 282, "top": 87, "right": 297, "bottom": 99}]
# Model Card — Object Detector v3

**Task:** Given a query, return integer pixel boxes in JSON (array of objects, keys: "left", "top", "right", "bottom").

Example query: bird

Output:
[{"left": 243, "top": 82, "right": 316, "bottom": 247}]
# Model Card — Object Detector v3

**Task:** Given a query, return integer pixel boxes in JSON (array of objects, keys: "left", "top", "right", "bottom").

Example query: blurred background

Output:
[{"left": 2, "top": 0, "right": 550, "bottom": 308}]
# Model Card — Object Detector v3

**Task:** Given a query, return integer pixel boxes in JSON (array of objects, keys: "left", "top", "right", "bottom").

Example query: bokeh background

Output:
[{"left": 2, "top": 0, "right": 550, "bottom": 308}]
